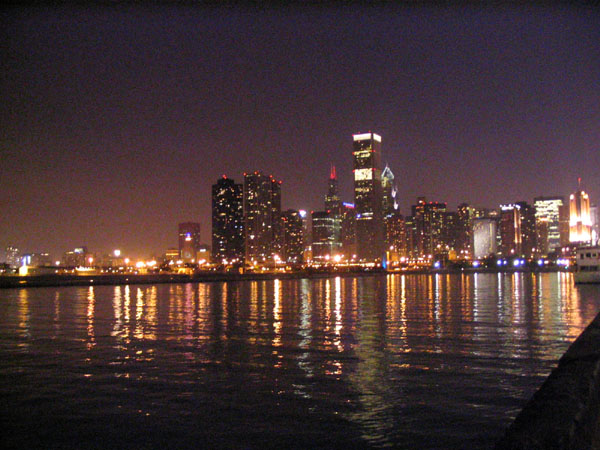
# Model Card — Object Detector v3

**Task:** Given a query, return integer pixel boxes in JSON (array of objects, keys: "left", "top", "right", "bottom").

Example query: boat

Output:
[{"left": 574, "top": 246, "right": 600, "bottom": 284}]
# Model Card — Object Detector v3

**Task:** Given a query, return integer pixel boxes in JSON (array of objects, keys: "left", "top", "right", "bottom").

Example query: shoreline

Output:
[{"left": 0, "top": 266, "right": 571, "bottom": 289}]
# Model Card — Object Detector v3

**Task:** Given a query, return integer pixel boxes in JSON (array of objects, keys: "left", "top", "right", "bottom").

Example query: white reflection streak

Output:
[
  {"left": 334, "top": 276, "right": 342, "bottom": 352},
  {"left": 54, "top": 291, "right": 61, "bottom": 334},
  {"left": 87, "top": 286, "right": 95, "bottom": 348}
]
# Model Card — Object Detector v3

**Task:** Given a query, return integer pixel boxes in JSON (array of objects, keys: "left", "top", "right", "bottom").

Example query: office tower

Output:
[
  {"left": 499, "top": 204, "right": 521, "bottom": 257},
  {"left": 411, "top": 197, "right": 447, "bottom": 258},
  {"left": 516, "top": 201, "right": 536, "bottom": 258},
  {"left": 324, "top": 165, "right": 342, "bottom": 215},
  {"left": 381, "top": 164, "right": 398, "bottom": 217},
  {"left": 569, "top": 188, "right": 592, "bottom": 244},
  {"left": 340, "top": 203, "right": 357, "bottom": 259},
  {"left": 179, "top": 222, "right": 201, "bottom": 262},
  {"left": 244, "top": 171, "right": 282, "bottom": 263},
  {"left": 591, "top": 205, "right": 599, "bottom": 245},
  {"left": 472, "top": 218, "right": 498, "bottom": 259},
  {"left": 311, "top": 211, "right": 342, "bottom": 261},
  {"left": 384, "top": 211, "right": 406, "bottom": 260},
  {"left": 403, "top": 215, "right": 418, "bottom": 259},
  {"left": 281, "top": 209, "right": 304, "bottom": 264},
  {"left": 353, "top": 132, "right": 384, "bottom": 261},
  {"left": 62, "top": 247, "right": 89, "bottom": 267},
  {"left": 456, "top": 203, "right": 473, "bottom": 259},
  {"left": 212, "top": 175, "right": 244, "bottom": 263},
  {"left": 534, "top": 196, "right": 565, "bottom": 255},
  {"left": 440, "top": 211, "right": 459, "bottom": 258},
  {"left": 5, "top": 246, "right": 20, "bottom": 267}
]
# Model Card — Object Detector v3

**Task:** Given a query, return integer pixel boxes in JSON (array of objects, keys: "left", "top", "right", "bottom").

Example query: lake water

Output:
[{"left": 2, "top": 272, "right": 600, "bottom": 449}]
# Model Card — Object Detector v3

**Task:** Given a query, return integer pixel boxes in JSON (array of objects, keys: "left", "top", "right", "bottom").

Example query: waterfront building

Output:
[
  {"left": 178, "top": 222, "right": 201, "bottom": 262},
  {"left": 534, "top": 196, "right": 565, "bottom": 255},
  {"left": 4, "top": 246, "right": 20, "bottom": 268},
  {"left": 212, "top": 176, "right": 244, "bottom": 263},
  {"left": 411, "top": 197, "right": 447, "bottom": 258},
  {"left": 281, "top": 209, "right": 304, "bottom": 264},
  {"left": 340, "top": 203, "right": 357, "bottom": 259},
  {"left": 381, "top": 164, "right": 398, "bottom": 217},
  {"left": 324, "top": 165, "right": 342, "bottom": 216},
  {"left": 384, "top": 211, "right": 406, "bottom": 261},
  {"left": 196, "top": 244, "right": 211, "bottom": 264},
  {"left": 353, "top": 132, "right": 384, "bottom": 261},
  {"left": 61, "top": 247, "right": 89, "bottom": 267},
  {"left": 456, "top": 203, "right": 473, "bottom": 259},
  {"left": 164, "top": 248, "right": 179, "bottom": 263},
  {"left": 311, "top": 211, "right": 342, "bottom": 261},
  {"left": 472, "top": 218, "right": 498, "bottom": 259},
  {"left": 590, "top": 204, "right": 599, "bottom": 245},
  {"left": 516, "top": 201, "right": 537, "bottom": 258},
  {"left": 569, "top": 188, "right": 592, "bottom": 244},
  {"left": 243, "top": 171, "right": 282, "bottom": 263},
  {"left": 499, "top": 204, "right": 522, "bottom": 257}
]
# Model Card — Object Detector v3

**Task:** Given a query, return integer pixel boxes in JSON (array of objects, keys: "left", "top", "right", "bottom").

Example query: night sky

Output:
[{"left": 2, "top": 5, "right": 599, "bottom": 259}]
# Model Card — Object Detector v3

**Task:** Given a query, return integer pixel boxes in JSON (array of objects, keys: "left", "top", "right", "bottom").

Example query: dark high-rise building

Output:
[
  {"left": 499, "top": 204, "right": 521, "bottom": 257},
  {"left": 212, "top": 175, "right": 244, "bottom": 263},
  {"left": 353, "top": 132, "right": 384, "bottom": 261},
  {"left": 311, "top": 211, "right": 342, "bottom": 261},
  {"left": 179, "top": 222, "right": 201, "bottom": 262},
  {"left": 340, "top": 203, "right": 357, "bottom": 259},
  {"left": 281, "top": 209, "right": 304, "bottom": 264},
  {"left": 385, "top": 211, "right": 406, "bottom": 258},
  {"left": 324, "top": 165, "right": 342, "bottom": 215},
  {"left": 243, "top": 171, "right": 282, "bottom": 263},
  {"left": 411, "top": 198, "right": 447, "bottom": 258},
  {"left": 516, "top": 201, "right": 536, "bottom": 258}
]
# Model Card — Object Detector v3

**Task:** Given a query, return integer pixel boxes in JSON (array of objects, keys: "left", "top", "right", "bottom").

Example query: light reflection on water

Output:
[{"left": 1, "top": 273, "right": 600, "bottom": 449}]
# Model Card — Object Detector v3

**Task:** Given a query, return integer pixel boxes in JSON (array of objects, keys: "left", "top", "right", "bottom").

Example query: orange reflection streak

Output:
[
  {"left": 87, "top": 286, "right": 95, "bottom": 348},
  {"left": 273, "top": 278, "right": 282, "bottom": 348},
  {"left": 112, "top": 286, "right": 123, "bottom": 338},
  {"left": 17, "top": 289, "right": 30, "bottom": 341},
  {"left": 134, "top": 287, "right": 144, "bottom": 340}
]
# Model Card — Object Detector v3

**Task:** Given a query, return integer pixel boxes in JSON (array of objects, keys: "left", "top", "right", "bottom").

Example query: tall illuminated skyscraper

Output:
[
  {"left": 243, "top": 171, "right": 282, "bottom": 263},
  {"left": 324, "top": 164, "right": 342, "bottom": 215},
  {"left": 569, "top": 186, "right": 592, "bottom": 244},
  {"left": 212, "top": 175, "right": 244, "bottom": 263},
  {"left": 353, "top": 132, "right": 384, "bottom": 261},
  {"left": 533, "top": 196, "right": 565, "bottom": 254},
  {"left": 381, "top": 164, "right": 398, "bottom": 217}
]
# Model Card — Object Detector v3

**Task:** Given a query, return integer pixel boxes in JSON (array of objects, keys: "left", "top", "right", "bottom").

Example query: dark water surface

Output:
[{"left": 2, "top": 273, "right": 600, "bottom": 449}]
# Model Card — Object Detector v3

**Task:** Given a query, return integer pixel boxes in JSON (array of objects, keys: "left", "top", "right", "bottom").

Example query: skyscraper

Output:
[
  {"left": 212, "top": 175, "right": 244, "bottom": 263},
  {"left": 281, "top": 209, "right": 304, "bottom": 264},
  {"left": 179, "top": 222, "right": 201, "bottom": 262},
  {"left": 324, "top": 165, "right": 342, "bottom": 215},
  {"left": 411, "top": 197, "right": 447, "bottom": 258},
  {"left": 243, "top": 171, "right": 282, "bottom": 263},
  {"left": 533, "top": 196, "right": 565, "bottom": 255},
  {"left": 311, "top": 211, "right": 342, "bottom": 261},
  {"left": 472, "top": 218, "right": 498, "bottom": 259},
  {"left": 570, "top": 187, "right": 592, "bottom": 244},
  {"left": 353, "top": 132, "right": 384, "bottom": 261},
  {"left": 381, "top": 164, "right": 398, "bottom": 217},
  {"left": 499, "top": 204, "right": 521, "bottom": 257}
]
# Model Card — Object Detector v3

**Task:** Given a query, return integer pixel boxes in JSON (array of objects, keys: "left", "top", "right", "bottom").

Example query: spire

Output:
[
  {"left": 578, "top": 177, "right": 582, "bottom": 189},
  {"left": 330, "top": 164, "right": 337, "bottom": 180}
]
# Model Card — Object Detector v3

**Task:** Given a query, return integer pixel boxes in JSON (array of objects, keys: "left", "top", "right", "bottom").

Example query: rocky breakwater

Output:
[{"left": 496, "top": 312, "right": 600, "bottom": 449}]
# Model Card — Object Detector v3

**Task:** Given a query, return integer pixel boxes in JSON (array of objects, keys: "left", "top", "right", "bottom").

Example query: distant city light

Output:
[{"left": 114, "top": 249, "right": 121, "bottom": 257}]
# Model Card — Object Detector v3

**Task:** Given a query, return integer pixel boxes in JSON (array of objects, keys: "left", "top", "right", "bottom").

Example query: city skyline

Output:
[{"left": 2, "top": 6, "right": 599, "bottom": 258}]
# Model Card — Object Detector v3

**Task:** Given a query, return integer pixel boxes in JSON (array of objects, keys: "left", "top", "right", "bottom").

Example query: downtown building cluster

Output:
[
  {"left": 206, "top": 132, "right": 599, "bottom": 269},
  {"left": 2, "top": 133, "right": 598, "bottom": 271}
]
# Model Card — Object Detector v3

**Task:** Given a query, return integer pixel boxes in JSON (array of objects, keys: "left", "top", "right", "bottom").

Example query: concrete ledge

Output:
[{"left": 496, "top": 312, "right": 600, "bottom": 449}]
